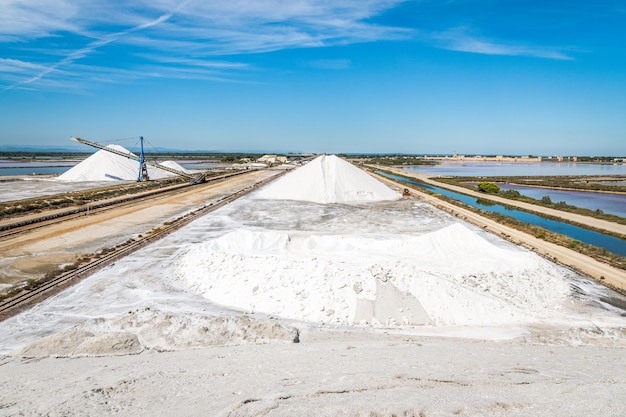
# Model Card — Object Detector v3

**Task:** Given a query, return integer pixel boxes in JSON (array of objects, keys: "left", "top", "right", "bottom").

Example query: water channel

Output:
[
  {"left": 406, "top": 161, "right": 626, "bottom": 220},
  {"left": 406, "top": 161, "right": 626, "bottom": 177},
  {"left": 497, "top": 184, "right": 626, "bottom": 218},
  {"left": 378, "top": 171, "right": 626, "bottom": 257}
]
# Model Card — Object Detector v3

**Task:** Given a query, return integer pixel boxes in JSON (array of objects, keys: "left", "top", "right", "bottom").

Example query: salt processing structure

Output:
[{"left": 69, "top": 136, "right": 208, "bottom": 184}]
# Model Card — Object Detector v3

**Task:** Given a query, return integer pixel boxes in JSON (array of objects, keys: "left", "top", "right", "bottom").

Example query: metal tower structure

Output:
[
  {"left": 70, "top": 136, "right": 207, "bottom": 183},
  {"left": 137, "top": 136, "right": 149, "bottom": 182}
]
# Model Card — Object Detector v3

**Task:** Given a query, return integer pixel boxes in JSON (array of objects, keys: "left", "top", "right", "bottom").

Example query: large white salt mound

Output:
[
  {"left": 252, "top": 154, "right": 400, "bottom": 203},
  {"left": 174, "top": 223, "right": 573, "bottom": 327},
  {"left": 58, "top": 145, "right": 181, "bottom": 181}
]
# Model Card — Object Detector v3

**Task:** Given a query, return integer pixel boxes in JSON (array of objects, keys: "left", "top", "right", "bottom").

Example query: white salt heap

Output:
[
  {"left": 169, "top": 157, "right": 625, "bottom": 337},
  {"left": 58, "top": 144, "right": 190, "bottom": 181},
  {"left": 1, "top": 150, "right": 625, "bottom": 416},
  {"left": 174, "top": 223, "right": 576, "bottom": 328},
  {"left": 252, "top": 154, "right": 400, "bottom": 203}
]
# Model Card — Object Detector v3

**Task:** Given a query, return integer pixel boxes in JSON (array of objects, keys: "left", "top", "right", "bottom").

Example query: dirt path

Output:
[
  {"left": 384, "top": 167, "right": 626, "bottom": 236},
  {"left": 372, "top": 170, "right": 626, "bottom": 294},
  {"left": 0, "top": 170, "right": 278, "bottom": 287}
]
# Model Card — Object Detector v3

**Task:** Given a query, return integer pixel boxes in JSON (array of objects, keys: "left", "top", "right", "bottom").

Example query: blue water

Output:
[
  {"left": 0, "top": 167, "right": 71, "bottom": 176},
  {"left": 498, "top": 184, "right": 626, "bottom": 218},
  {"left": 378, "top": 171, "right": 626, "bottom": 257},
  {"left": 407, "top": 161, "right": 626, "bottom": 177},
  {"left": 0, "top": 162, "right": 220, "bottom": 176},
  {"left": 182, "top": 163, "right": 224, "bottom": 170}
]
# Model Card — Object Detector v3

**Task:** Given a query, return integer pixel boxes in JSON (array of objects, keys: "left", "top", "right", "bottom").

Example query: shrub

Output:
[
  {"left": 567, "top": 240, "right": 581, "bottom": 249},
  {"left": 541, "top": 195, "right": 552, "bottom": 204},
  {"left": 477, "top": 182, "right": 500, "bottom": 194},
  {"left": 499, "top": 189, "right": 522, "bottom": 198}
]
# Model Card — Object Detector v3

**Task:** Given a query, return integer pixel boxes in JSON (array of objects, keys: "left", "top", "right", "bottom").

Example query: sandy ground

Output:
[
  {"left": 376, "top": 167, "right": 626, "bottom": 293},
  {"left": 0, "top": 170, "right": 278, "bottom": 286}
]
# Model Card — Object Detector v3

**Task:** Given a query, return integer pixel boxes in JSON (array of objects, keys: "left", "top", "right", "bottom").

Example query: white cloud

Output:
[
  {"left": 0, "top": 1, "right": 578, "bottom": 93},
  {"left": 0, "top": 0, "right": 409, "bottom": 92},
  {"left": 433, "top": 27, "right": 574, "bottom": 61},
  {"left": 0, "top": 58, "right": 48, "bottom": 73},
  {"left": 0, "top": 0, "right": 78, "bottom": 40}
]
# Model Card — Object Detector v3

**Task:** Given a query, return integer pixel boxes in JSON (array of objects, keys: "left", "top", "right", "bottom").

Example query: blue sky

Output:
[{"left": 1, "top": 0, "right": 625, "bottom": 155}]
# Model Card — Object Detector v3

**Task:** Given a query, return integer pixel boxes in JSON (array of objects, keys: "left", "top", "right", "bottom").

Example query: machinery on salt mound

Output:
[{"left": 70, "top": 136, "right": 207, "bottom": 184}]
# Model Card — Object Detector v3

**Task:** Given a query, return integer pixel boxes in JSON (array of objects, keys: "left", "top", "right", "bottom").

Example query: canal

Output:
[{"left": 378, "top": 171, "right": 626, "bottom": 257}]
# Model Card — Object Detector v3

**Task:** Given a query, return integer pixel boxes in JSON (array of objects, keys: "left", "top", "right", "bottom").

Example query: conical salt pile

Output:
[
  {"left": 58, "top": 145, "right": 187, "bottom": 181},
  {"left": 253, "top": 154, "right": 400, "bottom": 203}
]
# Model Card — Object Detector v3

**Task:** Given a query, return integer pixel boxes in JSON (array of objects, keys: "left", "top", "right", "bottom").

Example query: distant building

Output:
[
  {"left": 257, "top": 154, "right": 278, "bottom": 164},
  {"left": 256, "top": 154, "right": 288, "bottom": 165}
]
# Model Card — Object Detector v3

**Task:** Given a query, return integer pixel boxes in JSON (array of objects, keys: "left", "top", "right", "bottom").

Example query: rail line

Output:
[
  {"left": 0, "top": 170, "right": 285, "bottom": 321},
  {"left": 0, "top": 169, "right": 252, "bottom": 240}
]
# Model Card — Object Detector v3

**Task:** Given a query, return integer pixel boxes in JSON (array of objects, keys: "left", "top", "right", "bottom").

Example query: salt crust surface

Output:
[
  {"left": 18, "top": 309, "right": 297, "bottom": 357},
  {"left": 1, "top": 155, "right": 624, "bottom": 358},
  {"left": 58, "top": 144, "right": 190, "bottom": 181},
  {"left": 252, "top": 154, "right": 400, "bottom": 203},
  {"left": 1, "top": 156, "right": 625, "bottom": 416}
]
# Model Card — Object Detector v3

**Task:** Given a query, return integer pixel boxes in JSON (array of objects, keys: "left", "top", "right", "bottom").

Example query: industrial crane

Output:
[{"left": 70, "top": 136, "right": 206, "bottom": 184}]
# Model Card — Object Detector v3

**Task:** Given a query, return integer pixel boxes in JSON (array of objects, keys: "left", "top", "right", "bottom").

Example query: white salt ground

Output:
[
  {"left": 0, "top": 155, "right": 624, "bottom": 416},
  {"left": 57, "top": 144, "right": 190, "bottom": 181}
]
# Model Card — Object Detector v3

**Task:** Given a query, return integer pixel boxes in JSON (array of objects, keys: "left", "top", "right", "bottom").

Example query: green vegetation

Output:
[
  {"left": 437, "top": 175, "right": 626, "bottom": 193},
  {"left": 0, "top": 168, "right": 242, "bottom": 220},
  {"left": 433, "top": 176, "right": 626, "bottom": 226},
  {"left": 346, "top": 155, "right": 438, "bottom": 166},
  {"left": 0, "top": 151, "right": 271, "bottom": 164},
  {"left": 0, "top": 176, "right": 189, "bottom": 220},
  {"left": 371, "top": 169, "right": 626, "bottom": 273},
  {"left": 477, "top": 182, "right": 500, "bottom": 194}
]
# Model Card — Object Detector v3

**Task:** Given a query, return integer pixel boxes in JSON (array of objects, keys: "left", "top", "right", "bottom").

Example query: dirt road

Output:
[
  {"left": 0, "top": 170, "right": 279, "bottom": 287},
  {"left": 373, "top": 169, "right": 626, "bottom": 294},
  {"left": 384, "top": 167, "right": 626, "bottom": 236}
]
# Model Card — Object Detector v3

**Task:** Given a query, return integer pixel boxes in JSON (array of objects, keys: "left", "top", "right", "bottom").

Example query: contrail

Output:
[{"left": 1, "top": 10, "right": 175, "bottom": 94}]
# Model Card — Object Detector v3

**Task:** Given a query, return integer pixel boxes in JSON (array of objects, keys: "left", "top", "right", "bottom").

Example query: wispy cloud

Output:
[
  {"left": 432, "top": 27, "right": 574, "bottom": 61},
  {"left": 1, "top": 7, "right": 178, "bottom": 93},
  {"left": 1, "top": 1, "right": 579, "bottom": 94},
  {"left": 0, "top": 0, "right": 409, "bottom": 93},
  {"left": 0, "top": 0, "right": 78, "bottom": 41}
]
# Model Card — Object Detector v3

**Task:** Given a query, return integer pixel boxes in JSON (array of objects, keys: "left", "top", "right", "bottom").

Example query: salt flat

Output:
[{"left": 0, "top": 155, "right": 624, "bottom": 416}]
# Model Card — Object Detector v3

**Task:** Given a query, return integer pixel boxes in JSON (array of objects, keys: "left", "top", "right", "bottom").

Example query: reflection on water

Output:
[
  {"left": 498, "top": 184, "right": 626, "bottom": 218},
  {"left": 406, "top": 161, "right": 626, "bottom": 177},
  {"left": 378, "top": 171, "right": 626, "bottom": 257}
]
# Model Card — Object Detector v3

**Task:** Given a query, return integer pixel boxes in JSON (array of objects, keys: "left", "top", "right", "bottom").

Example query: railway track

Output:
[
  {"left": 0, "top": 170, "right": 251, "bottom": 240},
  {"left": 0, "top": 170, "right": 285, "bottom": 321}
]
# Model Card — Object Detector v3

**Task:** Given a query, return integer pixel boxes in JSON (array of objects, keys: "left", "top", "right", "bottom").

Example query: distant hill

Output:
[
  {"left": 0, "top": 145, "right": 86, "bottom": 153},
  {"left": 0, "top": 144, "right": 270, "bottom": 154}
]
